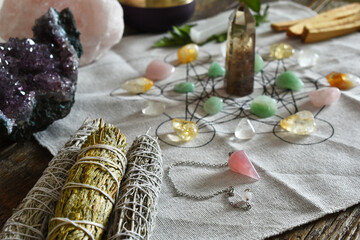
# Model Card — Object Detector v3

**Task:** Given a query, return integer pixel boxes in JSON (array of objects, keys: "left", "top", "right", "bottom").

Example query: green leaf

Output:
[
  {"left": 254, "top": 4, "right": 269, "bottom": 26},
  {"left": 153, "top": 24, "right": 195, "bottom": 48},
  {"left": 239, "top": 0, "right": 261, "bottom": 13}
]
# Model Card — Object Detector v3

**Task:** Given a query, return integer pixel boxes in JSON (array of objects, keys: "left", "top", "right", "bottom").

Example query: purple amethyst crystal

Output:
[{"left": 0, "top": 8, "right": 82, "bottom": 141}]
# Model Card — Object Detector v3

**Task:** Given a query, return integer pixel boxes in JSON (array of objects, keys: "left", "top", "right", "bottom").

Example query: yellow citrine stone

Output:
[
  {"left": 270, "top": 43, "right": 294, "bottom": 60},
  {"left": 280, "top": 110, "right": 316, "bottom": 135},
  {"left": 177, "top": 43, "right": 199, "bottom": 64},
  {"left": 122, "top": 77, "right": 154, "bottom": 94},
  {"left": 172, "top": 118, "right": 198, "bottom": 141},
  {"left": 326, "top": 72, "right": 355, "bottom": 90}
]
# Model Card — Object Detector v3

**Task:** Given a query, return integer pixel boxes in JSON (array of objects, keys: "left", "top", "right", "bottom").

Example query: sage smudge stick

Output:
[
  {"left": 0, "top": 118, "right": 101, "bottom": 240},
  {"left": 107, "top": 134, "right": 163, "bottom": 240},
  {"left": 47, "top": 120, "right": 127, "bottom": 240}
]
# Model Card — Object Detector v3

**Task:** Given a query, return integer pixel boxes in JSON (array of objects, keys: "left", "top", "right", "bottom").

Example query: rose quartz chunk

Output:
[
  {"left": 309, "top": 87, "right": 341, "bottom": 107},
  {"left": 0, "top": 0, "right": 124, "bottom": 66},
  {"left": 228, "top": 150, "right": 260, "bottom": 180},
  {"left": 145, "top": 60, "right": 175, "bottom": 81}
]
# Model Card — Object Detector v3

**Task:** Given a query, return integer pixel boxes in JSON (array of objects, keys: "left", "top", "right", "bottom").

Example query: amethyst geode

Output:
[{"left": 0, "top": 8, "right": 82, "bottom": 141}]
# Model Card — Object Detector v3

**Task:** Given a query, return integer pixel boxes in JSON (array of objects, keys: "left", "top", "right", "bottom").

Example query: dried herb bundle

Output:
[
  {"left": 107, "top": 134, "right": 163, "bottom": 240},
  {"left": 47, "top": 120, "right": 127, "bottom": 240},
  {"left": 0, "top": 118, "right": 101, "bottom": 240}
]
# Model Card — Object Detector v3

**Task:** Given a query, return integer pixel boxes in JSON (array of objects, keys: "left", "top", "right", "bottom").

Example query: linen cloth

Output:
[{"left": 35, "top": 1, "right": 360, "bottom": 239}]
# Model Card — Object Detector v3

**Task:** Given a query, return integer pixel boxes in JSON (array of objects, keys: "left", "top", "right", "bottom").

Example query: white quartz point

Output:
[
  {"left": 190, "top": 10, "right": 232, "bottom": 44},
  {"left": 241, "top": 190, "right": 252, "bottom": 202},
  {"left": 234, "top": 118, "right": 256, "bottom": 140},
  {"left": 142, "top": 101, "right": 166, "bottom": 116},
  {"left": 297, "top": 49, "right": 319, "bottom": 67}
]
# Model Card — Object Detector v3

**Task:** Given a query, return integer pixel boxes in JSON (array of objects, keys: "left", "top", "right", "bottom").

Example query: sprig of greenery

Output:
[
  {"left": 239, "top": 0, "right": 269, "bottom": 26},
  {"left": 239, "top": 0, "right": 261, "bottom": 13},
  {"left": 153, "top": 25, "right": 193, "bottom": 48},
  {"left": 153, "top": 24, "right": 227, "bottom": 48},
  {"left": 254, "top": 4, "right": 269, "bottom": 26}
]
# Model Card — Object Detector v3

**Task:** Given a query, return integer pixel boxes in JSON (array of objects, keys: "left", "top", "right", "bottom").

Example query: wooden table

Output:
[{"left": 1, "top": 0, "right": 359, "bottom": 239}]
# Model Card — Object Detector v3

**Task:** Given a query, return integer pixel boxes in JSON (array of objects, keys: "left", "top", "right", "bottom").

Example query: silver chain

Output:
[{"left": 167, "top": 160, "right": 252, "bottom": 210}]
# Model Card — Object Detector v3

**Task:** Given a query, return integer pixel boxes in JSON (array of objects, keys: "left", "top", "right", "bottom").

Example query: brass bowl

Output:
[{"left": 119, "top": 0, "right": 196, "bottom": 33}]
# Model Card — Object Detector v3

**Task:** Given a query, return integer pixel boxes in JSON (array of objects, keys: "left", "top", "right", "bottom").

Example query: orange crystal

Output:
[
  {"left": 122, "top": 77, "right": 154, "bottom": 94},
  {"left": 326, "top": 72, "right": 355, "bottom": 90},
  {"left": 177, "top": 43, "right": 199, "bottom": 64}
]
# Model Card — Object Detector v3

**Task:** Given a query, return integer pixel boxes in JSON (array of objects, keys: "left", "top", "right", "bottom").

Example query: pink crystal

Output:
[
  {"left": 228, "top": 150, "right": 260, "bottom": 180},
  {"left": 0, "top": 0, "right": 124, "bottom": 66},
  {"left": 309, "top": 87, "right": 341, "bottom": 107},
  {"left": 145, "top": 60, "right": 175, "bottom": 81}
]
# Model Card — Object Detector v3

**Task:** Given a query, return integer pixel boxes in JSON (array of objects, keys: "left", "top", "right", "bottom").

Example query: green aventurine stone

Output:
[
  {"left": 275, "top": 71, "right": 304, "bottom": 91},
  {"left": 250, "top": 95, "right": 277, "bottom": 118},
  {"left": 254, "top": 54, "right": 264, "bottom": 73},
  {"left": 208, "top": 61, "right": 225, "bottom": 77},
  {"left": 203, "top": 96, "right": 223, "bottom": 115},
  {"left": 174, "top": 82, "right": 195, "bottom": 93}
]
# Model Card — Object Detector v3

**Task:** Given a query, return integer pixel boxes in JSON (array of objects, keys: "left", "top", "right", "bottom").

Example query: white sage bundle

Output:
[
  {"left": 107, "top": 134, "right": 163, "bottom": 240},
  {"left": 0, "top": 118, "right": 101, "bottom": 240}
]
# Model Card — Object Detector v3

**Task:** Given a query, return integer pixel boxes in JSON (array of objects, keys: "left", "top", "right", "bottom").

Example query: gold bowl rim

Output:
[{"left": 119, "top": 0, "right": 194, "bottom": 8}]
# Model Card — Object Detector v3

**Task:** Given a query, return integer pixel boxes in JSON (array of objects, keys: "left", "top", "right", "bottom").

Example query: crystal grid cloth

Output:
[{"left": 35, "top": 2, "right": 360, "bottom": 239}]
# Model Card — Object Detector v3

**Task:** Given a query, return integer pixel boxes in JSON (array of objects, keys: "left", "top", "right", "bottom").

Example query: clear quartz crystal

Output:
[
  {"left": 224, "top": 4, "right": 255, "bottom": 96},
  {"left": 241, "top": 190, "right": 252, "bottom": 202},
  {"left": 142, "top": 101, "right": 166, "bottom": 116},
  {"left": 234, "top": 118, "right": 255, "bottom": 139},
  {"left": 297, "top": 49, "right": 319, "bottom": 67}
]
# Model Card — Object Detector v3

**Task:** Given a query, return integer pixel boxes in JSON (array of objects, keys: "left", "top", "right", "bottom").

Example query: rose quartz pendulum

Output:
[{"left": 228, "top": 150, "right": 260, "bottom": 180}]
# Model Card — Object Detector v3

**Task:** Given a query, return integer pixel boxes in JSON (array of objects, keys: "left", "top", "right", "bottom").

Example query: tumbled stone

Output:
[
  {"left": 203, "top": 96, "right": 223, "bottom": 115},
  {"left": 254, "top": 54, "right": 264, "bottom": 74},
  {"left": 276, "top": 71, "right": 304, "bottom": 91},
  {"left": 172, "top": 118, "right": 198, "bottom": 141},
  {"left": 0, "top": 8, "right": 81, "bottom": 141},
  {"left": 309, "top": 87, "right": 341, "bottom": 107},
  {"left": 122, "top": 77, "right": 153, "bottom": 94},
  {"left": 250, "top": 95, "right": 277, "bottom": 118},
  {"left": 208, "top": 62, "right": 225, "bottom": 77},
  {"left": 326, "top": 72, "right": 357, "bottom": 90},
  {"left": 142, "top": 101, "right": 166, "bottom": 116},
  {"left": 0, "top": 0, "right": 124, "bottom": 66},
  {"left": 174, "top": 82, "right": 195, "bottom": 93},
  {"left": 177, "top": 43, "right": 199, "bottom": 64},
  {"left": 280, "top": 110, "right": 316, "bottom": 135},
  {"left": 228, "top": 150, "right": 260, "bottom": 180},
  {"left": 270, "top": 43, "right": 294, "bottom": 60},
  {"left": 145, "top": 60, "right": 175, "bottom": 81},
  {"left": 297, "top": 49, "right": 319, "bottom": 67},
  {"left": 234, "top": 118, "right": 256, "bottom": 140}
]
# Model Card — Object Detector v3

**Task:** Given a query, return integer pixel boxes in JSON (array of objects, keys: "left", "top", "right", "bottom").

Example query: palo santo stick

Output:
[
  {"left": 304, "top": 14, "right": 360, "bottom": 31},
  {"left": 287, "top": 3, "right": 360, "bottom": 37},
  {"left": 271, "top": 19, "right": 305, "bottom": 32},
  {"left": 302, "top": 20, "right": 360, "bottom": 43},
  {"left": 271, "top": 3, "right": 360, "bottom": 34}
]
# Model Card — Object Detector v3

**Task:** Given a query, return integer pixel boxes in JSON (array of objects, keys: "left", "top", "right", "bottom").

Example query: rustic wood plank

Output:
[
  {"left": 0, "top": 138, "right": 52, "bottom": 228},
  {"left": 267, "top": 204, "right": 360, "bottom": 240}
]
